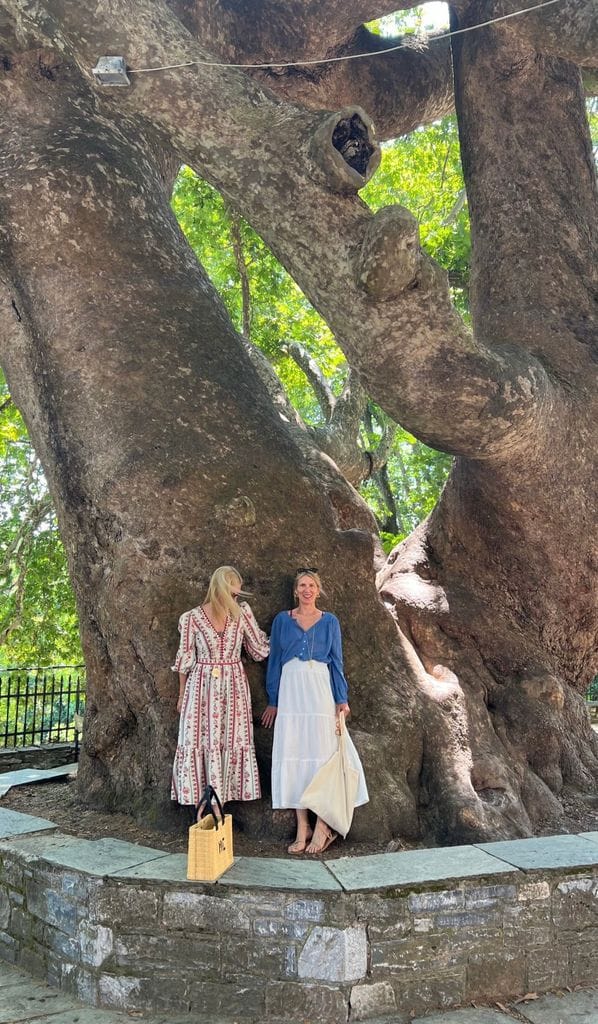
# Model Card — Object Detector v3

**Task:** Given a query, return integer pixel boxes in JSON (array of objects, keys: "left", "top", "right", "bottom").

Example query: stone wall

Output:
[
  {"left": 0, "top": 825, "right": 597, "bottom": 1023},
  {"left": 0, "top": 744, "right": 76, "bottom": 772}
]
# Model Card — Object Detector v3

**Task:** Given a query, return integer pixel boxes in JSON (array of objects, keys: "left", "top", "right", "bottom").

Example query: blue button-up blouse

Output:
[{"left": 265, "top": 610, "right": 349, "bottom": 707}]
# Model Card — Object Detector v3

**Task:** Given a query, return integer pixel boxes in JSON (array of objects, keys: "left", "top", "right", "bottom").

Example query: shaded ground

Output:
[{"left": 2, "top": 776, "right": 598, "bottom": 859}]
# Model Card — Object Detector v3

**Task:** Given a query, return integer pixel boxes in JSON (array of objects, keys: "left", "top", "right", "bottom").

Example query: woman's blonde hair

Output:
[
  {"left": 204, "top": 566, "right": 249, "bottom": 622},
  {"left": 293, "top": 568, "right": 325, "bottom": 600}
]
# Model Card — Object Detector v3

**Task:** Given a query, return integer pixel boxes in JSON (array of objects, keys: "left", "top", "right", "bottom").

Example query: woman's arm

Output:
[
  {"left": 261, "top": 613, "right": 283, "bottom": 727},
  {"left": 328, "top": 615, "right": 349, "bottom": 707},
  {"left": 239, "top": 602, "right": 270, "bottom": 661},
  {"left": 171, "top": 611, "right": 196, "bottom": 714},
  {"left": 177, "top": 672, "right": 187, "bottom": 713}
]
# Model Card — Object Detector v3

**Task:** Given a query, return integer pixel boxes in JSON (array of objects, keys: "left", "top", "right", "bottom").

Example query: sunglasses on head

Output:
[{"left": 295, "top": 567, "right": 318, "bottom": 576}]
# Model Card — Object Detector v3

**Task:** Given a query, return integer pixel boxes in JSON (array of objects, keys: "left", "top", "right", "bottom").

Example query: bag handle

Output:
[
  {"left": 195, "top": 784, "right": 225, "bottom": 828},
  {"left": 336, "top": 710, "right": 348, "bottom": 749}
]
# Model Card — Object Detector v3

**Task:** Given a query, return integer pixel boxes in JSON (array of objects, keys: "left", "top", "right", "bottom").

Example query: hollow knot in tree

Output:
[{"left": 332, "top": 114, "right": 376, "bottom": 176}]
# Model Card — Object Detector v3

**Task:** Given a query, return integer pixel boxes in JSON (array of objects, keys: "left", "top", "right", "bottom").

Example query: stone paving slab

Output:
[
  {"left": 476, "top": 834, "right": 598, "bottom": 871},
  {"left": 580, "top": 831, "right": 598, "bottom": 846},
  {"left": 325, "top": 844, "right": 517, "bottom": 891},
  {"left": 411, "top": 1011, "right": 509, "bottom": 1023},
  {"left": 0, "top": 979, "right": 75, "bottom": 1022},
  {"left": 0, "top": 806, "right": 56, "bottom": 838},
  {"left": 515, "top": 987, "right": 598, "bottom": 1023},
  {"left": 112, "top": 851, "right": 189, "bottom": 881},
  {"left": 24, "top": 1014, "right": 137, "bottom": 1024},
  {"left": 217, "top": 855, "right": 342, "bottom": 890},
  {"left": 0, "top": 831, "right": 171, "bottom": 875}
]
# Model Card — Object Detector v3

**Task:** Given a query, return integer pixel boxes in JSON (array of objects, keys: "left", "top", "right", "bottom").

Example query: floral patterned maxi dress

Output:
[{"left": 171, "top": 602, "right": 269, "bottom": 805}]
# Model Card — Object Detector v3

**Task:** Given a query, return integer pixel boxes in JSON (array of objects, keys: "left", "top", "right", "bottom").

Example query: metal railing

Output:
[{"left": 0, "top": 665, "right": 86, "bottom": 748}]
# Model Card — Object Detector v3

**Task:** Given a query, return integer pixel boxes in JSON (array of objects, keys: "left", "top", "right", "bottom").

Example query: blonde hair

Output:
[
  {"left": 204, "top": 566, "right": 249, "bottom": 622},
  {"left": 293, "top": 569, "right": 325, "bottom": 601}
]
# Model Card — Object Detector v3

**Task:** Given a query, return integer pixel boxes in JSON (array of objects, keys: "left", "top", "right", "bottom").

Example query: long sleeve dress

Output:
[
  {"left": 266, "top": 610, "right": 368, "bottom": 812},
  {"left": 171, "top": 601, "right": 269, "bottom": 805}
]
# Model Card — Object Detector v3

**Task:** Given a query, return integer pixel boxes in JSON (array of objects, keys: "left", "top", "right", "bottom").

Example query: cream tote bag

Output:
[{"left": 299, "top": 715, "right": 359, "bottom": 837}]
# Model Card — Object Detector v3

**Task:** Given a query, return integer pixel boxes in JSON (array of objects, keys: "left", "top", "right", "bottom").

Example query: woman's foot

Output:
[
  {"left": 305, "top": 822, "right": 337, "bottom": 855},
  {"left": 287, "top": 830, "right": 313, "bottom": 855}
]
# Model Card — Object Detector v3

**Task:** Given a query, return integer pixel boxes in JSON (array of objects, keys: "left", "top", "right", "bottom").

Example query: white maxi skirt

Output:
[{"left": 271, "top": 658, "right": 369, "bottom": 811}]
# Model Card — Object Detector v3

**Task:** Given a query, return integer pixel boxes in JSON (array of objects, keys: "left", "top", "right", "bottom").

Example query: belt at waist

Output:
[{"left": 197, "top": 660, "right": 241, "bottom": 666}]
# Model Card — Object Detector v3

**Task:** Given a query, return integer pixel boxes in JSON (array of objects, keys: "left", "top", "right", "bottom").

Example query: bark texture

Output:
[{"left": 0, "top": 0, "right": 596, "bottom": 842}]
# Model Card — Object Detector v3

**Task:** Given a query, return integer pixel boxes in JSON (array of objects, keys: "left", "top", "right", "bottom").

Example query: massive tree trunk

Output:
[
  {"left": 0, "top": 0, "right": 596, "bottom": 843},
  {"left": 0, "top": 47, "right": 421, "bottom": 836},
  {"left": 379, "top": 11, "right": 598, "bottom": 840}
]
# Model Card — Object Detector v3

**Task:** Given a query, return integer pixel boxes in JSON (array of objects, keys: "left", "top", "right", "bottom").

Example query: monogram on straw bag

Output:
[
  {"left": 299, "top": 714, "right": 359, "bottom": 838},
  {"left": 187, "top": 784, "right": 234, "bottom": 881}
]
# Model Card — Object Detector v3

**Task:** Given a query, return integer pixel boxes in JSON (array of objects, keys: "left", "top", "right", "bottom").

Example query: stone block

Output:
[
  {"left": 567, "top": 944, "right": 598, "bottom": 987},
  {"left": 113, "top": 931, "right": 220, "bottom": 974},
  {"left": 188, "top": 975, "right": 266, "bottom": 1017},
  {"left": 504, "top": 900, "right": 552, "bottom": 946},
  {"left": 18, "top": 942, "right": 46, "bottom": 981},
  {"left": 393, "top": 969, "right": 464, "bottom": 1017},
  {"left": 266, "top": 980, "right": 348, "bottom": 1022},
  {"left": 298, "top": 925, "right": 367, "bottom": 983},
  {"left": 434, "top": 909, "right": 502, "bottom": 931},
  {"left": 162, "top": 891, "right": 250, "bottom": 933},
  {"left": 59, "top": 961, "right": 98, "bottom": 1004},
  {"left": 356, "top": 893, "right": 411, "bottom": 939},
  {"left": 25, "top": 879, "right": 79, "bottom": 935},
  {"left": 236, "top": 892, "right": 286, "bottom": 920},
  {"left": 518, "top": 880, "right": 550, "bottom": 901},
  {"left": 98, "top": 972, "right": 189, "bottom": 1013},
  {"left": 466, "top": 952, "right": 526, "bottom": 1001},
  {"left": 284, "top": 897, "right": 325, "bottom": 923},
  {"left": 552, "top": 876, "right": 598, "bottom": 931},
  {"left": 464, "top": 883, "right": 518, "bottom": 908},
  {"left": 0, "top": 929, "right": 18, "bottom": 964},
  {"left": 9, "top": 905, "right": 32, "bottom": 943},
  {"left": 78, "top": 921, "right": 114, "bottom": 967},
  {"left": 253, "top": 918, "right": 310, "bottom": 940},
  {"left": 526, "top": 945, "right": 569, "bottom": 991},
  {"left": 0, "top": 858, "right": 24, "bottom": 891},
  {"left": 88, "top": 885, "right": 160, "bottom": 931},
  {"left": 0, "top": 890, "right": 8, "bottom": 931},
  {"left": 408, "top": 889, "right": 464, "bottom": 913},
  {"left": 372, "top": 933, "right": 438, "bottom": 973},
  {"left": 350, "top": 981, "right": 396, "bottom": 1020},
  {"left": 221, "top": 935, "right": 297, "bottom": 978}
]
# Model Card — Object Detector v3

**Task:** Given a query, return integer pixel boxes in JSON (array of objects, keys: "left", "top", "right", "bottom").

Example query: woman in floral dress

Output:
[{"left": 171, "top": 566, "right": 269, "bottom": 806}]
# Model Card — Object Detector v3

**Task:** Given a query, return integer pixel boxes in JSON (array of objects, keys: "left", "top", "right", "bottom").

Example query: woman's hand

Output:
[
  {"left": 176, "top": 695, "right": 184, "bottom": 714},
  {"left": 261, "top": 705, "right": 278, "bottom": 728},
  {"left": 335, "top": 703, "right": 350, "bottom": 733}
]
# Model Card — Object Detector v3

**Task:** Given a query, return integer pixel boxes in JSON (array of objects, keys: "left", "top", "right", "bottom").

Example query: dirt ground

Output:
[{"left": 2, "top": 776, "right": 598, "bottom": 861}]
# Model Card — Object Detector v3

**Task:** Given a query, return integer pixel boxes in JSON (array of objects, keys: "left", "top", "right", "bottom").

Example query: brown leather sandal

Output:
[
  {"left": 305, "top": 826, "right": 337, "bottom": 855},
  {"left": 287, "top": 831, "right": 313, "bottom": 855}
]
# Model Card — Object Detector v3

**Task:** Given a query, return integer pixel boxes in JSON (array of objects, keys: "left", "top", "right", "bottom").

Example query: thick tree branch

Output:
[
  {"left": 254, "top": 30, "right": 454, "bottom": 142},
  {"left": 285, "top": 341, "right": 335, "bottom": 420},
  {"left": 460, "top": 0, "right": 598, "bottom": 69},
  {"left": 168, "top": 1, "right": 453, "bottom": 139},
  {"left": 3, "top": 0, "right": 554, "bottom": 460}
]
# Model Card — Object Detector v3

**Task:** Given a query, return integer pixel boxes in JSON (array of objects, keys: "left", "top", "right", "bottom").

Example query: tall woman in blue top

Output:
[{"left": 261, "top": 569, "right": 368, "bottom": 854}]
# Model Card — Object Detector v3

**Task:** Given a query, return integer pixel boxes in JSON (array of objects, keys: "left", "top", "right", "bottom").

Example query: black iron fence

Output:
[{"left": 0, "top": 665, "right": 86, "bottom": 748}]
